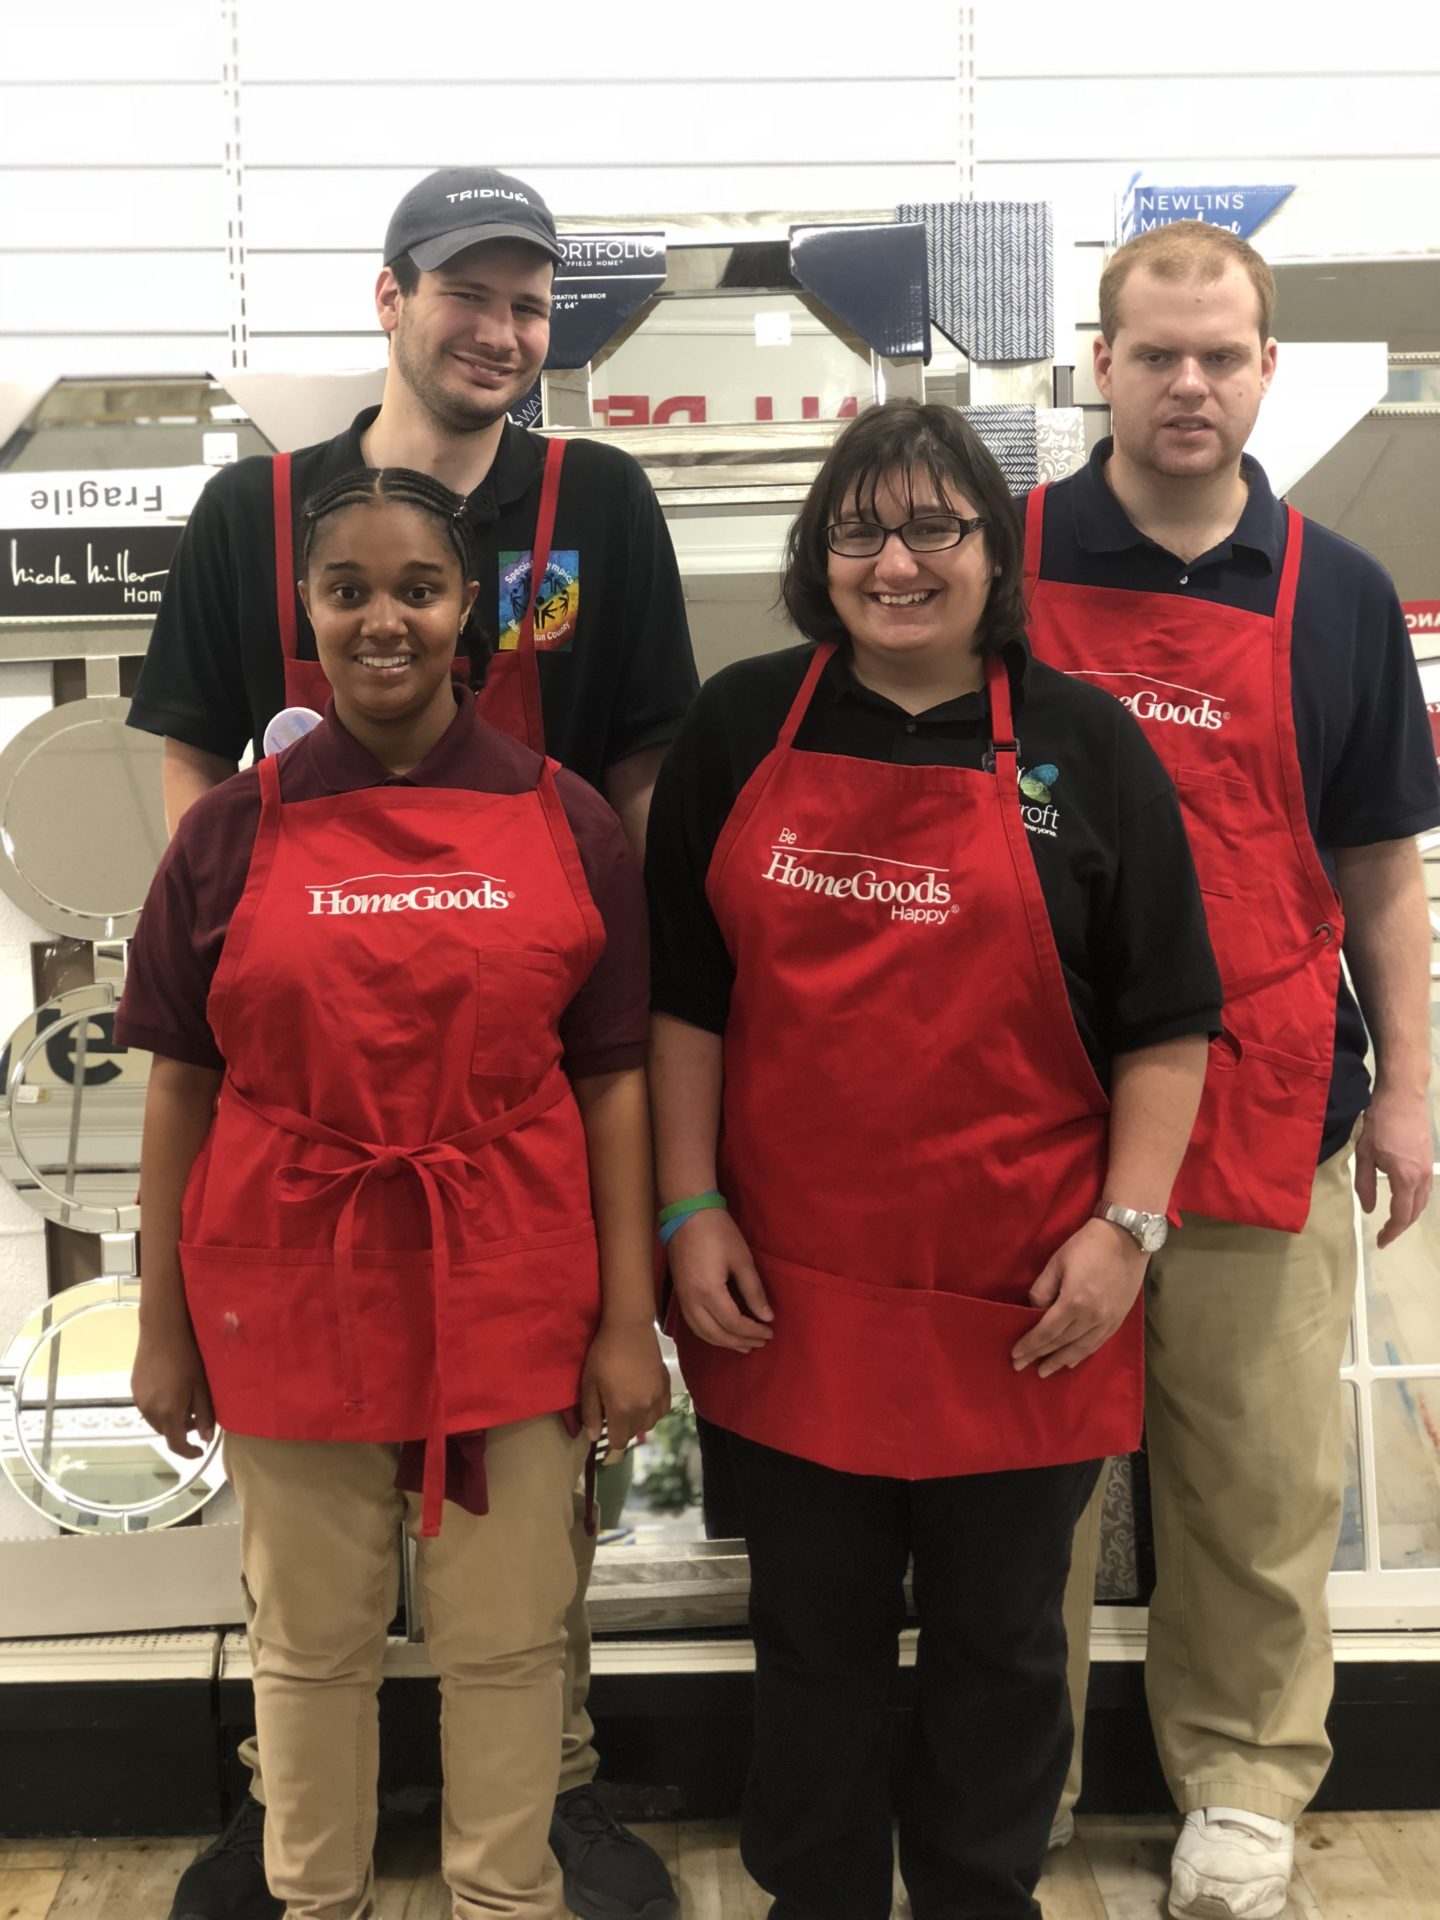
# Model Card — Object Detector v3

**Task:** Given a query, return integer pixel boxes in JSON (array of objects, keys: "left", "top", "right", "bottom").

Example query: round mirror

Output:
[
  {"left": 0, "top": 982, "right": 146, "bottom": 1234},
  {"left": 0, "top": 696, "right": 166, "bottom": 940},
  {"left": 0, "top": 1277, "right": 225, "bottom": 1532}
]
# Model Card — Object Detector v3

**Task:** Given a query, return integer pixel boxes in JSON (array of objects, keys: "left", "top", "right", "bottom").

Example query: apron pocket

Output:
[
  {"left": 676, "top": 1250, "right": 1144, "bottom": 1480},
  {"left": 1181, "top": 1033, "right": 1333, "bottom": 1231},
  {"left": 1174, "top": 764, "right": 1249, "bottom": 900},
  {"left": 473, "top": 948, "right": 565, "bottom": 1083},
  {"left": 180, "top": 1242, "right": 378, "bottom": 1438}
]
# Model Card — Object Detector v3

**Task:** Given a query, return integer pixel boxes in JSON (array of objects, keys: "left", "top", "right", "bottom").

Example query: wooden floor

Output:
[{"left": 4, "top": 1812, "right": 1440, "bottom": 1918}]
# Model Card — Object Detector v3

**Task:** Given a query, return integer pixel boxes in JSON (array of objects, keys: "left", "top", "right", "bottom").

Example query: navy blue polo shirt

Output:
[{"left": 1026, "top": 438, "right": 1440, "bottom": 1161}]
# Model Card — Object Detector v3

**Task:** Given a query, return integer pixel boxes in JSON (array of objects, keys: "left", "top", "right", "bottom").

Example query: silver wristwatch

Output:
[{"left": 1094, "top": 1202, "right": 1169, "bottom": 1255}]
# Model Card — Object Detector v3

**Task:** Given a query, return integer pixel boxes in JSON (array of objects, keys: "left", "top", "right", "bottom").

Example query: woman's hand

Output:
[
  {"left": 581, "top": 1319, "right": 672, "bottom": 1458},
  {"left": 132, "top": 1310, "right": 216, "bottom": 1459},
  {"left": 669, "top": 1209, "right": 773, "bottom": 1353},
  {"left": 1011, "top": 1219, "right": 1147, "bottom": 1379}
]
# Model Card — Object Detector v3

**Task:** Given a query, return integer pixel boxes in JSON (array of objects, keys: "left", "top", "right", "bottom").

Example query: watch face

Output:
[{"left": 1139, "top": 1216, "right": 1168, "bottom": 1254}]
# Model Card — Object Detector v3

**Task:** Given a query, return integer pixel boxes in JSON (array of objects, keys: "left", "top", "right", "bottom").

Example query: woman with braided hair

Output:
[{"left": 120, "top": 467, "right": 668, "bottom": 1920}]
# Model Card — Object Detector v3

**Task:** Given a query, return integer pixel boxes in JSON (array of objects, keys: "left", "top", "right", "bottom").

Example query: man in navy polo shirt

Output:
[
  {"left": 131, "top": 166, "right": 691, "bottom": 1920},
  {"left": 1026, "top": 221, "right": 1437, "bottom": 1920}
]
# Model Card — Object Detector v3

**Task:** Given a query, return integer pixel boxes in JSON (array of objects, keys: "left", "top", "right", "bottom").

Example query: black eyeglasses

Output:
[{"left": 826, "top": 514, "right": 988, "bottom": 558}]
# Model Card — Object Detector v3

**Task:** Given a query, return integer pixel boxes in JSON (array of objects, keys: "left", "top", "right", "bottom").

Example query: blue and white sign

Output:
[{"left": 1119, "top": 175, "right": 1294, "bottom": 243}]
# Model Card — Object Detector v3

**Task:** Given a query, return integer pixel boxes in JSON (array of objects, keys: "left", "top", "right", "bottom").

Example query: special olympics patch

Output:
[{"left": 498, "top": 549, "right": 579, "bottom": 652}]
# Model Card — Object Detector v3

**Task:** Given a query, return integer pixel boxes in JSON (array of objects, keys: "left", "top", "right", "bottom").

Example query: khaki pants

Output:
[
  {"left": 240, "top": 1468, "right": 601, "bottom": 1804},
  {"left": 225, "top": 1416, "right": 588, "bottom": 1920},
  {"left": 1059, "top": 1137, "right": 1357, "bottom": 1825}
]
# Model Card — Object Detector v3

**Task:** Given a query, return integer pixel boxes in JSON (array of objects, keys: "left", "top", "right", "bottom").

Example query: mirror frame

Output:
[
  {"left": 0, "top": 695, "right": 166, "bottom": 940},
  {"left": 0, "top": 981, "right": 142, "bottom": 1235},
  {"left": 0, "top": 1276, "right": 226, "bottom": 1533}
]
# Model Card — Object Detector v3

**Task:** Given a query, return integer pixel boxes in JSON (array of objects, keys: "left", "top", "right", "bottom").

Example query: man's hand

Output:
[
  {"left": 669, "top": 1209, "right": 773, "bottom": 1353},
  {"left": 1355, "top": 1084, "right": 1433, "bottom": 1248},
  {"left": 581, "top": 1320, "right": 671, "bottom": 1458},
  {"left": 1011, "top": 1218, "right": 1148, "bottom": 1378},
  {"left": 132, "top": 1312, "right": 216, "bottom": 1459}
]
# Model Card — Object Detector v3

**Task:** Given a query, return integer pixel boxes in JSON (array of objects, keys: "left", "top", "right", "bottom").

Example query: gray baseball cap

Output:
[{"left": 384, "top": 167, "right": 563, "bottom": 272}]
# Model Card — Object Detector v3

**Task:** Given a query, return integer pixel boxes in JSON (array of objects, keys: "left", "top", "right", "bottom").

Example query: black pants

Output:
[{"left": 728, "top": 1432, "right": 1101, "bottom": 1920}]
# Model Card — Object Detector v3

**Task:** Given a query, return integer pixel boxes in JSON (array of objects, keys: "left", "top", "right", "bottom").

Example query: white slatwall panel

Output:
[
  {"left": 245, "top": 254, "right": 384, "bottom": 338},
  {"left": 977, "top": 76, "right": 1438, "bottom": 164},
  {"left": 0, "top": 86, "right": 225, "bottom": 166},
  {"left": 5, "top": 0, "right": 219, "bottom": 80},
  {"left": 0, "top": 0, "right": 964, "bottom": 373},
  {"left": 0, "top": 254, "right": 230, "bottom": 334},
  {"left": 0, "top": 170, "right": 230, "bottom": 250},
  {"left": 238, "top": 1, "right": 960, "bottom": 80},
  {"left": 243, "top": 164, "right": 961, "bottom": 244},
  {"left": 976, "top": 4, "right": 1440, "bottom": 76},
  {"left": 974, "top": 6, "right": 1440, "bottom": 256},
  {"left": 238, "top": 80, "right": 957, "bottom": 170},
  {"left": 0, "top": 339, "right": 233, "bottom": 380},
  {"left": 241, "top": 334, "right": 389, "bottom": 374}
]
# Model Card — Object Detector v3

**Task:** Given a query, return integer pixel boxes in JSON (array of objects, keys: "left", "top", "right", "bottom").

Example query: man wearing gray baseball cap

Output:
[{"left": 134, "top": 164, "right": 693, "bottom": 1920}]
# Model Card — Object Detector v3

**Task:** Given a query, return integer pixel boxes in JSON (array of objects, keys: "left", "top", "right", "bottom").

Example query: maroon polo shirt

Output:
[
  {"left": 117, "top": 686, "right": 649, "bottom": 1077},
  {"left": 117, "top": 690, "right": 648, "bottom": 1518}
]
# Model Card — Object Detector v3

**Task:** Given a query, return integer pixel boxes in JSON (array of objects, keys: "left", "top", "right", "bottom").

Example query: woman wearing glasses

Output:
[{"left": 645, "top": 401, "right": 1221, "bottom": 1920}]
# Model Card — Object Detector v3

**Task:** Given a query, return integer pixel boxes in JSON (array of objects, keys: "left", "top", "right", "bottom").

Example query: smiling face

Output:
[
  {"left": 376, "top": 238, "right": 553, "bottom": 433},
  {"left": 825, "top": 469, "right": 994, "bottom": 681},
  {"left": 299, "top": 501, "right": 479, "bottom": 740},
  {"left": 1095, "top": 261, "right": 1277, "bottom": 480}
]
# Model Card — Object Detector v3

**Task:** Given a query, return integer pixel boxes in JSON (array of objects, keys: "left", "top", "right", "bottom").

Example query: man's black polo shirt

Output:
[
  {"left": 127, "top": 407, "right": 698, "bottom": 790},
  {"left": 1025, "top": 437, "right": 1440, "bottom": 1159},
  {"left": 646, "top": 639, "right": 1223, "bottom": 1086}
]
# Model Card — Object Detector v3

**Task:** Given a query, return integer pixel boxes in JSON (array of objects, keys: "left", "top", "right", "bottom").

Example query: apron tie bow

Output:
[{"left": 232, "top": 1074, "right": 571, "bottom": 1537}]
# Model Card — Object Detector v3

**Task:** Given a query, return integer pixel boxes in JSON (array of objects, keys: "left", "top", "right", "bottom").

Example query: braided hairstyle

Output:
[{"left": 300, "top": 467, "right": 488, "bottom": 683}]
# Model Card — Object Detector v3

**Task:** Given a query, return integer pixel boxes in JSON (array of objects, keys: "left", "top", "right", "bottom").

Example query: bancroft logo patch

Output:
[
  {"left": 1019, "top": 763, "right": 1061, "bottom": 838},
  {"left": 1069, "top": 670, "right": 1231, "bottom": 731},
  {"left": 306, "top": 871, "right": 514, "bottom": 916},
  {"left": 763, "top": 830, "right": 956, "bottom": 927}
]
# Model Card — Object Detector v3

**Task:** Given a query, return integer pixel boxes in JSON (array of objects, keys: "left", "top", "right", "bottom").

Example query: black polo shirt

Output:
[
  {"left": 127, "top": 408, "right": 698, "bottom": 791},
  {"left": 1026, "top": 439, "right": 1440, "bottom": 1157},
  {"left": 646, "top": 640, "right": 1222, "bottom": 1085}
]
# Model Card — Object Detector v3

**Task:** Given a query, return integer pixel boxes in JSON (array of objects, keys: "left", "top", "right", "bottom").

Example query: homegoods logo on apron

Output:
[
  {"left": 1069, "top": 669, "right": 1230, "bottom": 731},
  {"left": 305, "top": 871, "right": 514, "bottom": 915},
  {"left": 762, "top": 833, "right": 955, "bottom": 926}
]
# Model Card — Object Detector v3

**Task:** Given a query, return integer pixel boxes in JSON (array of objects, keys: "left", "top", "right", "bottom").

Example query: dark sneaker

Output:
[
  {"left": 169, "top": 1793, "right": 283, "bottom": 1920},
  {"left": 549, "top": 1785, "right": 679, "bottom": 1920}
]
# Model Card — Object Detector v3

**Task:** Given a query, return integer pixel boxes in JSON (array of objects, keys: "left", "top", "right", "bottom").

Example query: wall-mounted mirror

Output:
[
  {"left": 544, "top": 229, "right": 930, "bottom": 435},
  {"left": 0, "top": 981, "right": 146, "bottom": 1234},
  {"left": 0, "top": 1276, "right": 224, "bottom": 1533},
  {"left": 0, "top": 700, "right": 167, "bottom": 941}
]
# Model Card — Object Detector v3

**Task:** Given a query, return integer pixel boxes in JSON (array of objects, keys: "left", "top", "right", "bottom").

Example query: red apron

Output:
[
  {"left": 1023, "top": 488, "right": 1342, "bottom": 1233},
  {"left": 269, "top": 437, "right": 564, "bottom": 754},
  {"left": 180, "top": 730, "right": 605, "bottom": 1532},
  {"left": 675, "top": 644, "right": 1142, "bottom": 1481}
]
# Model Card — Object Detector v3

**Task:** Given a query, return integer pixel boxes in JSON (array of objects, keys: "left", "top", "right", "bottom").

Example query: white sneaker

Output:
[
  {"left": 1168, "top": 1808, "right": 1294, "bottom": 1919},
  {"left": 1048, "top": 1807, "right": 1075, "bottom": 1849}
]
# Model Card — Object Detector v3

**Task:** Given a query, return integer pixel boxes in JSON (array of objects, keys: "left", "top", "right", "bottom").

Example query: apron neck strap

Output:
[
  {"left": 271, "top": 453, "right": 299, "bottom": 660},
  {"left": 506, "top": 435, "right": 567, "bottom": 756},
  {"left": 1277, "top": 503, "right": 1305, "bottom": 613},
  {"left": 776, "top": 642, "right": 837, "bottom": 749},
  {"left": 517, "top": 437, "right": 567, "bottom": 657},
  {"left": 778, "top": 643, "right": 1015, "bottom": 761},
  {"left": 984, "top": 650, "right": 1018, "bottom": 767}
]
